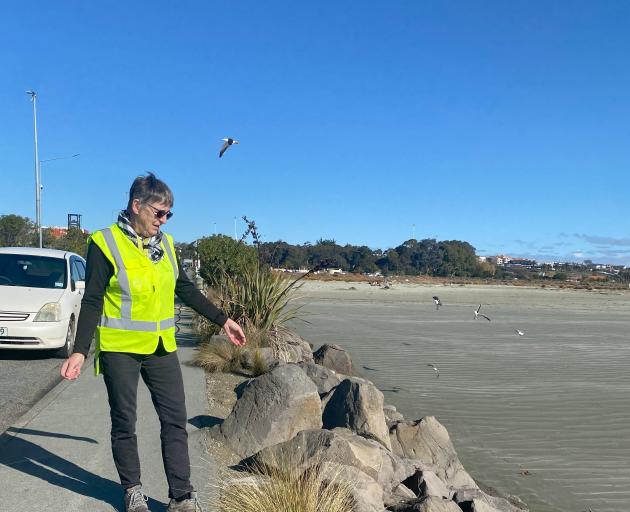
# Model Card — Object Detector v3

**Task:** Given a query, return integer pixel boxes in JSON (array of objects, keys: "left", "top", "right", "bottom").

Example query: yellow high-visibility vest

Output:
[{"left": 89, "top": 224, "right": 179, "bottom": 369}]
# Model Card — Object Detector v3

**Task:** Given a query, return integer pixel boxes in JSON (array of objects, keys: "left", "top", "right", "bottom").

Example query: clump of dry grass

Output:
[
  {"left": 193, "top": 322, "right": 273, "bottom": 376},
  {"left": 219, "top": 459, "right": 355, "bottom": 512},
  {"left": 249, "top": 349, "right": 268, "bottom": 377},
  {"left": 193, "top": 339, "right": 244, "bottom": 374}
]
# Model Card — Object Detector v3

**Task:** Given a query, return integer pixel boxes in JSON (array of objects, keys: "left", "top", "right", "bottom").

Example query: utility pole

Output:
[
  {"left": 412, "top": 223, "right": 416, "bottom": 240},
  {"left": 233, "top": 216, "right": 237, "bottom": 240},
  {"left": 26, "top": 90, "right": 41, "bottom": 248}
]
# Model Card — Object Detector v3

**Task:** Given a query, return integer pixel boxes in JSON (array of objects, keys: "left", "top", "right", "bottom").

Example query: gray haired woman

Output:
[{"left": 61, "top": 172, "right": 246, "bottom": 512}]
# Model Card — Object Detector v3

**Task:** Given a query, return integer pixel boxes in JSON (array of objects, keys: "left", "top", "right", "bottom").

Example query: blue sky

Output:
[{"left": 1, "top": 1, "right": 629, "bottom": 264}]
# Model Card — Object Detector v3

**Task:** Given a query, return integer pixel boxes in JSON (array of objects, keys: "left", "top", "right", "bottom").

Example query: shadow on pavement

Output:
[
  {"left": 0, "top": 428, "right": 166, "bottom": 511},
  {"left": 0, "top": 349, "right": 58, "bottom": 360}
]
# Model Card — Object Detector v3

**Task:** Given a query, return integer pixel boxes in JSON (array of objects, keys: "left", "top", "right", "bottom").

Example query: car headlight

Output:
[{"left": 34, "top": 302, "right": 61, "bottom": 322}]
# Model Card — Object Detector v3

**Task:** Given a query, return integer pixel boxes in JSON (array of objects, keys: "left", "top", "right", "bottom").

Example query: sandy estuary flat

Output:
[{"left": 289, "top": 280, "right": 630, "bottom": 512}]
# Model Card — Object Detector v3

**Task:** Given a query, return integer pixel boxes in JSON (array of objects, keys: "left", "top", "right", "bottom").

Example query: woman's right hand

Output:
[{"left": 61, "top": 352, "right": 86, "bottom": 380}]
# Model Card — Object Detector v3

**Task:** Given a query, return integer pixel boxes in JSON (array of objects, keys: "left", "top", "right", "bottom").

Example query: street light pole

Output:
[{"left": 26, "top": 90, "right": 41, "bottom": 247}]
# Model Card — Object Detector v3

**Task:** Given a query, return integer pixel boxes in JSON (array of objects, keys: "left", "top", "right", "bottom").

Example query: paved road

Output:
[{"left": 0, "top": 349, "right": 65, "bottom": 435}]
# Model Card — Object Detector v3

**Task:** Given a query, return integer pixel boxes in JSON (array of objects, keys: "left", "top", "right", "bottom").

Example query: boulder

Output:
[
  {"left": 244, "top": 428, "right": 423, "bottom": 507},
  {"left": 313, "top": 343, "right": 355, "bottom": 374},
  {"left": 453, "top": 488, "right": 528, "bottom": 512},
  {"left": 215, "top": 364, "right": 322, "bottom": 457},
  {"left": 320, "top": 462, "right": 386, "bottom": 512},
  {"left": 388, "top": 496, "right": 462, "bottom": 512},
  {"left": 390, "top": 416, "right": 477, "bottom": 491},
  {"left": 297, "top": 361, "right": 343, "bottom": 395},
  {"left": 384, "top": 404, "right": 405, "bottom": 424},
  {"left": 323, "top": 378, "right": 392, "bottom": 449},
  {"left": 387, "top": 483, "right": 417, "bottom": 507},
  {"left": 271, "top": 327, "right": 314, "bottom": 363},
  {"left": 403, "top": 470, "right": 451, "bottom": 499}
]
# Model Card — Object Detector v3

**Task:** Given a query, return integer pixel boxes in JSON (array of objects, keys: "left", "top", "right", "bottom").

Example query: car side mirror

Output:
[{"left": 75, "top": 280, "right": 86, "bottom": 290}]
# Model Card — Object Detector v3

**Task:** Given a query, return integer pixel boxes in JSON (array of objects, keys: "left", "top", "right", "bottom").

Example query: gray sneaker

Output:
[
  {"left": 124, "top": 485, "right": 149, "bottom": 512},
  {"left": 166, "top": 491, "right": 205, "bottom": 512}
]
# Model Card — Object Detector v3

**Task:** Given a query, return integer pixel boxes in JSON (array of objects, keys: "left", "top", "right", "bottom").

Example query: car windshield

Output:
[{"left": 0, "top": 254, "right": 67, "bottom": 289}]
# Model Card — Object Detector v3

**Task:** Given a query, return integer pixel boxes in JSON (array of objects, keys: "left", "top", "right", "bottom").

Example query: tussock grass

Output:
[
  {"left": 193, "top": 322, "right": 273, "bottom": 376},
  {"left": 219, "top": 459, "right": 355, "bottom": 512},
  {"left": 193, "top": 339, "right": 244, "bottom": 374},
  {"left": 250, "top": 349, "right": 268, "bottom": 377}
]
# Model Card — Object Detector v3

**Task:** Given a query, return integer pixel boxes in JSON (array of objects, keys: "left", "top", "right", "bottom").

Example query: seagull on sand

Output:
[
  {"left": 219, "top": 137, "right": 239, "bottom": 158},
  {"left": 514, "top": 329, "right": 525, "bottom": 336},
  {"left": 473, "top": 304, "right": 491, "bottom": 321},
  {"left": 426, "top": 363, "right": 440, "bottom": 378},
  {"left": 432, "top": 296, "right": 442, "bottom": 310}
]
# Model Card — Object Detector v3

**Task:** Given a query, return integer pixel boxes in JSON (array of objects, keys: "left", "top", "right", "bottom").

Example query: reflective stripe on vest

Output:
[
  {"left": 163, "top": 239, "right": 179, "bottom": 280},
  {"left": 102, "top": 227, "right": 133, "bottom": 319},
  {"left": 99, "top": 316, "right": 176, "bottom": 331}
]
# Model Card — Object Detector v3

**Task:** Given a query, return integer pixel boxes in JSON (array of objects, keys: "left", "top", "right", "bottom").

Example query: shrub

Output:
[{"left": 198, "top": 235, "right": 258, "bottom": 288}]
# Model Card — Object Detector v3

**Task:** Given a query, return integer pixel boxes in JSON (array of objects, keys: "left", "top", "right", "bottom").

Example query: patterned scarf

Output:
[{"left": 117, "top": 210, "right": 165, "bottom": 263}]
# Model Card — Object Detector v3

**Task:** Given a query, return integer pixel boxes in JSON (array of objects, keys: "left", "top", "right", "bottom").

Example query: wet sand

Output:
[{"left": 289, "top": 281, "right": 630, "bottom": 512}]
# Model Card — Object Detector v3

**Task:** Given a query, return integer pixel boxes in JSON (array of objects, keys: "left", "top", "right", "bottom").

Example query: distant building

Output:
[
  {"left": 495, "top": 255, "right": 511, "bottom": 266},
  {"left": 46, "top": 226, "right": 90, "bottom": 239},
  {"left": 507, "top": 258, "right": 536, "bottom": 267}
]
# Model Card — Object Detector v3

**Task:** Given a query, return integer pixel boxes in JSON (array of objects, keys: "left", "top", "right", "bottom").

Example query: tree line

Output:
[
  {"left": 1, "top": 214, "right": 489, "bottom": 276},
  {"left": 5, "top": 213, "right": 629, "bottom": 282},
  {"left": 176, "top": 235, "right": 495, "bottom": 278},
  {"left": 0, "top": 214, "right": 90, "bottom": 256}
]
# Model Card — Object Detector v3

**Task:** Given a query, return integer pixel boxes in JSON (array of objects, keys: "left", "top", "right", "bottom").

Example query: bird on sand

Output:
[
  {"left": 474, "top": 304, "right": 491, "bottom": 321},
  {"left": 219, "top": 137, "right": 239, "bottom": 158},
  {"left": 514, "top": 329, "right": 525, "bottom": 336},
  {"left": 426, "top": 363, "right": 440, "bottom": 378},
  {"left": 432, "top": 296, "right": 442, "bottom": 310}
]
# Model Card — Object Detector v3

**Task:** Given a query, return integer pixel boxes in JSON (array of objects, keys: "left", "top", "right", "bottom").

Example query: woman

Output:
[{"left": 61, "top": 172, "right": 245, "bottom": 512}]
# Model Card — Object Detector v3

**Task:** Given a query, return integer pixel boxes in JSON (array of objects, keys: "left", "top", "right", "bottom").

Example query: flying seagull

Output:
[
  {"left": 219, "top": 137, "right": 239, "bottom": 158},
  {"left": 514, "top": 329, "right": 525, "bottom": 336},
  {"left": 474, "top": 304, "right": 491, "bottom": 321},
  {"left": 432, "top": 296, "right": 442, "bottom": 310},
  {"left": 426, "top": 363, "right": 440, "bottom": 378}
]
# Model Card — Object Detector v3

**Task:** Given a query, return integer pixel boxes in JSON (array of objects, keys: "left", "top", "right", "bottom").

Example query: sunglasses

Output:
[{"left": 145, "top": 203, "right": 174, "bottom": 220}]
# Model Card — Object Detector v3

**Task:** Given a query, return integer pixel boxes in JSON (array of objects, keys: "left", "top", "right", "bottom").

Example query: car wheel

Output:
[{"left": 55, "top": 318, "right": 75, "bottom": 359}]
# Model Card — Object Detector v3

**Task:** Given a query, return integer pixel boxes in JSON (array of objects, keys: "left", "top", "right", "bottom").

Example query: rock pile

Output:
[{"left": 211, "top": 343, "right": 528, "bottom": 512}]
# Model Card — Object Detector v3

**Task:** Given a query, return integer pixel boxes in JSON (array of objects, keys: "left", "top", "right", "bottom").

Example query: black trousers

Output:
[{"left": 100, "top": 343, "right": 193, "bottom": 499}]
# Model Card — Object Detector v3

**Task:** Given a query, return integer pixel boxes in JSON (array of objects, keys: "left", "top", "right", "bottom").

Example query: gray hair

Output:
[{"left": 127, "top": 172, "right": 174, "bottom": 210}]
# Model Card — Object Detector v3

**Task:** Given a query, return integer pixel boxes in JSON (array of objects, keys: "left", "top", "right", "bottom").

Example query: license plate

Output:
[{"left": 0, "top": 327, "right": 7, "bottom": 336}]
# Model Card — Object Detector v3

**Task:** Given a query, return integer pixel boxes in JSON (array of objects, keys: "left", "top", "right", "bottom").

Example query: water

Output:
[{"left": 289, "top": 283, "right": 630, "bottom": 512}]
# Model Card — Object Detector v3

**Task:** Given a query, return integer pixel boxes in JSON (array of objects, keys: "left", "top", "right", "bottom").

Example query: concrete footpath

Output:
[{"left": 0, "top": 308, "right": 218, "bottom": 512}]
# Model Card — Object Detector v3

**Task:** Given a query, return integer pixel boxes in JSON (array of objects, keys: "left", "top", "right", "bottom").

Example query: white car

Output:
[{"left": 0, "top": 247, "right": 86, "bottom": 357}]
